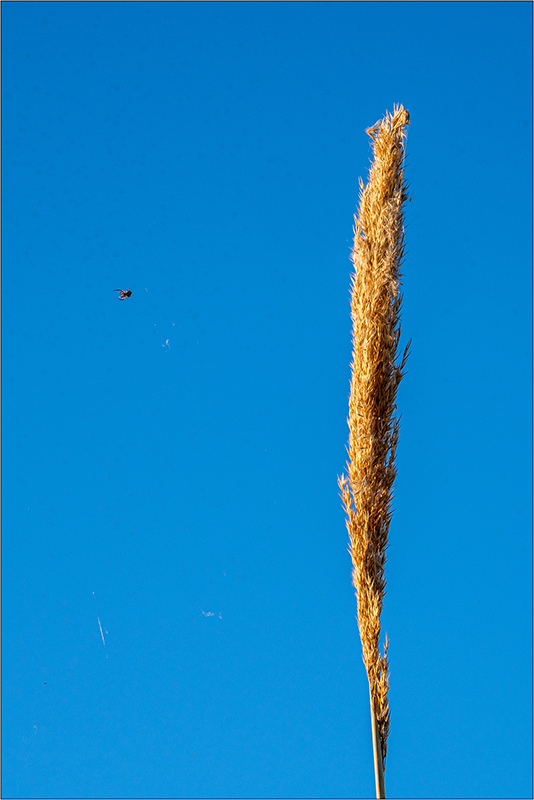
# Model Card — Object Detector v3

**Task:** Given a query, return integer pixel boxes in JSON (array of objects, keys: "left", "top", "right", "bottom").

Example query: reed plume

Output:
[{"left": 338, "top": 105, "right": 410, "bottom": 799}]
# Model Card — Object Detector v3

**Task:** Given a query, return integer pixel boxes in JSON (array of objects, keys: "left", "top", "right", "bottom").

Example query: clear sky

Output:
[{"left": 2, "top": 2, "right": 532, "bottom": 799}]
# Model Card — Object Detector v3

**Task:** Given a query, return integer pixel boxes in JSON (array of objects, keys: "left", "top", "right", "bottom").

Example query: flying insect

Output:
[{"left": 114, "top": 288, "right": 132, "bottom": 300}]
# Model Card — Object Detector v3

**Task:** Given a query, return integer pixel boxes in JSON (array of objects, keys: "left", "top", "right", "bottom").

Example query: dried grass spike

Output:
[{"left": 338, "top": 105, "right": 410, "bottom": 799}]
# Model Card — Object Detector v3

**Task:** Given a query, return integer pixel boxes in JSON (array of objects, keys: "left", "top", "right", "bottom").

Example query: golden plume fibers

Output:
[{"left": 338, "top": 105, "right": 410, "bottom": 797}]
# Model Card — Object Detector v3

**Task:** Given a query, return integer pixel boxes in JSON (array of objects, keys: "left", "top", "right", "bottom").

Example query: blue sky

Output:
[{"left": 2, "top": 2, "right": 532, "bottom": 799}]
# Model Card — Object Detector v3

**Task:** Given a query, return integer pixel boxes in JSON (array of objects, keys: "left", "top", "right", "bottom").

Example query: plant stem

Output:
[{"left": 370, "top": 689, "right": 386, "bottom": 799}]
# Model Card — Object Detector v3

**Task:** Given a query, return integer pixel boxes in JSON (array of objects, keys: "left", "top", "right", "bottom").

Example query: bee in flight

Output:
[{"left": 114, "top": 287, "right": 132, "bottom": 301}]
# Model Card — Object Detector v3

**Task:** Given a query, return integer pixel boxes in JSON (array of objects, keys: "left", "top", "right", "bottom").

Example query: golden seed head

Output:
[{"left": 339, "top": 105, "right": 410, "bottom": 765}]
